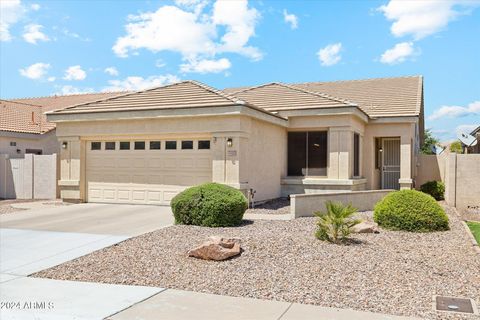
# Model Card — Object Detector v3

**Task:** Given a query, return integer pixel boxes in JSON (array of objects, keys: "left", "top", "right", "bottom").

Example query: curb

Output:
[
  {"left": 461, "top": 221, "right": 480, "bottom": 255},
  {"left": 449, "top": 205, "right": 480, "bottom": 256}
]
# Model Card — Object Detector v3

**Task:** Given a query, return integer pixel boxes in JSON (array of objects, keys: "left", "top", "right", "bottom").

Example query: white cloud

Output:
[
  {"left": 113, "top": 0, "right": 261, "bottom": 73},
  {"left": 56, "top": 85, "right": 94, "bottom": 95},
  {"left": 180, "top": 58, "right": 231, "bottom": 73},
  {"left": 47, "top": 76, "right": 55, "bottom": 82},
  {"left": 23, "top": 24, "right": 49, "bottom": 44},
  {"left": 30, "top": 3, "right": 40, "bottom": 11},
  {"left": 317, "top": 43, "right": 342, "bottom": 66},
  {"left": 104, "top": 67, "right": 119, "bottom": 76},
  {"left": 380, "top": 42, "right": 417, "bottom": 64},
  {"left": 283, "top": 9, "right": 298, "bottom": 29},
  {"left": 212, "top": 0, "right": 262, "bottom": 60},
  {"left": 19, "top": 62, "right": 50, "bottom": 80},
  {"left": 378, "top": 0, "right": 479, "bottom": 40},
  {"left": 103, "top": 74, "right": 180, "bottom": 92},
  {"left": 428, "top": 101, "right": 480, "bottom": 120},
  {"left": 63, "top": 65, "right": 87, "bottom": 81},
  {"left": 0, "top": 0, "right": 25, "bottom": 41},
  {"left": 155, "top": 59, "right": 166, "bottom": 68}
]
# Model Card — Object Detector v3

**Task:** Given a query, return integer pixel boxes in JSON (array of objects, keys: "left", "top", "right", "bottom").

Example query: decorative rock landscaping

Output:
[
  {"left": 188, "top": 236, "right": 242, "bottom": 261},
  {"left": 35, "top": 205, "right": 480, "bottom": 319}
]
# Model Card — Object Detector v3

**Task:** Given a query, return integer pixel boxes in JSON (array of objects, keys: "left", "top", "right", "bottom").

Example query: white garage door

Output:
[{"left": 86, "top": 139, "right": 212, "bottom": 205}]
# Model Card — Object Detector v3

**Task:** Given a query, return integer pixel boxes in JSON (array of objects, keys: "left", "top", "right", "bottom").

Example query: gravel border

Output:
[{"left": 34, "top": 205, "right": 480, "bottom": 319}]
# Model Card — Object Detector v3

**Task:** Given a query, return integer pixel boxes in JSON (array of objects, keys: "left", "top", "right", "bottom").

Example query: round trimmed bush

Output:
[
  {"left": 373, "top": 190, "right": 449, "bottom": 232},
  {"left": 170, "top": 182, "right": 248, "bottom": 227},
  {"left": 420, "top": 180, "right": 445, "bottom": 200}
]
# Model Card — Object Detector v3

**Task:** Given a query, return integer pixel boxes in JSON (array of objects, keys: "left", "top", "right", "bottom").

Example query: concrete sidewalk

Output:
[
  {"left": 109, "top": 288, "right": 422, "bottom": 320},
  {"left": 0, "top": 276, "right": 163, "bottom": 320}
]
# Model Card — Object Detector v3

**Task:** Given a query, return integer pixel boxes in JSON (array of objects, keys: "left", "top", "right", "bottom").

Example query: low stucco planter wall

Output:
[{"left": 290, "top": 190, "right": 393, "bottom": 218}]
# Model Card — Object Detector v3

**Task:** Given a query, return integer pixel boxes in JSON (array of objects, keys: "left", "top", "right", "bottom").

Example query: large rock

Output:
[
  {"left": 352, "top": 221, "right": 379, "bottom": 234},
  {"left": 188, "top": 236, "right": 241, "bottom": 261}
]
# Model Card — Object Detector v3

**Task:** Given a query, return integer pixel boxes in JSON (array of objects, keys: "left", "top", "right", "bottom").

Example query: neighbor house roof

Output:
[
  {"left": 224, "top": 76, "right": 423, "bottom": 118},
  {"left": 47, "top": 81, "right": 281, "bottom": 119},
  {"left": 1, "top": 92, "right": 123, "bottom": 134}
]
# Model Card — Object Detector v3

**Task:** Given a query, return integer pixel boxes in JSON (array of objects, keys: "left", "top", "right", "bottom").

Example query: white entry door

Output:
[
  {"left": 86, "top": 139, "right": 212, "bottom": 205},
  {"left": 381, "top": 138, "right": 400, "bottom": 190}
]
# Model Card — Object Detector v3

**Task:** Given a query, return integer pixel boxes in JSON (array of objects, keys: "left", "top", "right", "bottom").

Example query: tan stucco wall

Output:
[
  {"left": 291, "top": 190, "right": 393, "bottom": 218},
  {"left": 241, "top": 118, "right": 287, "bottom": 201},
  {"left": 0, "top": 130, "right": 59, "bottom": 157},
  {"left": 415, "top": 154, "right": 446, "bottom": 188},
  {"left": 444, "top": 154, "right": 480, "bottom": 211}
]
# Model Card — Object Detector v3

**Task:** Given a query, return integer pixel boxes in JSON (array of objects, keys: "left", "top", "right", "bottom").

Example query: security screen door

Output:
[{"left": 381, "top": 138, "right": 400, "bottom": 190}]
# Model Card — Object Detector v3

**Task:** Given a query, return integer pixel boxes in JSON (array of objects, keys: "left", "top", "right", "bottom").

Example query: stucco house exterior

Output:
[
  {"left": 46, "top": 76, "right": 424, "bottom": 205},
  {"left": 0, "top": 93, "right": 121, "bottom": 157}
]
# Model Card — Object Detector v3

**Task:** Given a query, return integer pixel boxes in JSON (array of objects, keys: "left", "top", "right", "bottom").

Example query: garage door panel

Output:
[{"left": 87, "top": 140, "right": 212, "bottom": 205}]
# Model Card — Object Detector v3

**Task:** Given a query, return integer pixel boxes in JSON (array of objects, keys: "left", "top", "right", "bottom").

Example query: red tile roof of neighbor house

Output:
[
  {"left": 48, "top": 76, "right": 423, "bottom": 120},
  {"left": 0, "top": 92, "right": 125, "bottom": 134}
]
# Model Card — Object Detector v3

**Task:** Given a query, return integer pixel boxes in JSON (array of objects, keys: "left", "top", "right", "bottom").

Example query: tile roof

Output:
[
  {"left": 1, "top": 92, "right": 122, "bottom": 134},
  {"left": 224, "top": 76, "right": 423, "bottom": 118},
  {"left": 225, "top": 82, "right": 356, "bottom": 112},
  {"left": 49, "top": 81, "right": 275, "bottom": 116}
]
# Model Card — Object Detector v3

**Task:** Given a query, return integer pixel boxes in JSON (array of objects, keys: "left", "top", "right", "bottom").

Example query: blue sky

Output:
[{"left": 1, "top": 0, "right": 479, "bottom": 140}]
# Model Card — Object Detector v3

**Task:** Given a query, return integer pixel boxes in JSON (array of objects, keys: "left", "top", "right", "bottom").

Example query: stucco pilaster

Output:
[
  {"left": 399, "top": 134, "right": 413, "bottom": 189},
  {"left": 328, "top": 127, "right": 353, "bottom": 179}
]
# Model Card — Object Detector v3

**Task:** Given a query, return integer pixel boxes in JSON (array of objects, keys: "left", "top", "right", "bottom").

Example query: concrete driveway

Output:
[
  {"left": 0, "top": 203, "right": 174, "bottom": 236},
  {"left": 0, "top": 203, "right": 173, "bottom": 276}
]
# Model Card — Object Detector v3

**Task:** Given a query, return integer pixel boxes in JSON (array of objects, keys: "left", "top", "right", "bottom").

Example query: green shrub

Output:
[
  {"left": 315, "top": 201, "right": 361, "bottom": 244},
  {"left": 420, "top": 180, "right": 445, "bottom": 200},
  {"left": 374, "top": 190, "right": 449, "bottom": 232},
  {"left": 170, "top": 182, "right": 247, "bottom": 227}
]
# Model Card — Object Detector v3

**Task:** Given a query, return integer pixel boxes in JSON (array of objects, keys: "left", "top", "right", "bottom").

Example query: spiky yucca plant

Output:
[{"left": 315, "top": 201, "right": 361, "bottom": 244}]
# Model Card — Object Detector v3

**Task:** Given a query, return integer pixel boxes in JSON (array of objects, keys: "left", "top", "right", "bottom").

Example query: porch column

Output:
[
  {"left": 399, "top": 135, "right": 413, "bottom": 189},
  {"left": 328, "top": 127, "right": 352, "bottom": 179},
  {"left": 58, "top": 137, "right": 86, "bottom": 202}
]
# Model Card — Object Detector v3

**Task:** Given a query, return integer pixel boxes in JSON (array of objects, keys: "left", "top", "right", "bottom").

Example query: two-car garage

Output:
[{"left": 86, "top": 138, "right": 212, "bottom": 205}]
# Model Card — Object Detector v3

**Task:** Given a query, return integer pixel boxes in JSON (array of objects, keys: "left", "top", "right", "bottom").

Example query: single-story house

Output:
[
  {"left": 46, "top": 76, "right": 424, "bottom": 205},
  {"left": 0, "top": 92, "right": 122, "bottom": 157}
]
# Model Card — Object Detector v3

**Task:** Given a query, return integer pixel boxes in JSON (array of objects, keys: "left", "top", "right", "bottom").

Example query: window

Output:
[
  {"left": 165, "top": 141, "right": 177, "bottom": 150},
  {"left": 119, "top": 141, "right": 130, "bottom": 150},
  {"left": 181, "top": 140, "right": 193, "bottom": 150},
  {"left": 91, "top": 142, "right": 101, "bottom": 150},
  {"left": 150, "top": 141, "right": 161, "bottom": 150},
  {"left": 10, "top": 141, "right": 16, "bottom": 146},
  {"left": 105, "top": 142, "right": 116, "bottom": 150},
  {"left": 354, "top": 133, "right": 360, "bottom": 176},
  {"left": 198, "top": 140, "right": 210, "bottom": 150},
  {"left": 287, "top": 131, "right": 327, "bottom": 176},
  {"left": 134, "top": 141, "right": 145, "bottom": 150}
]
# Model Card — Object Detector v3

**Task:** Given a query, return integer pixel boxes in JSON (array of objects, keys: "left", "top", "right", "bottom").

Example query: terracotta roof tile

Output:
[{"left": 1, "top": 92, "right": 123, "bottom": 134}]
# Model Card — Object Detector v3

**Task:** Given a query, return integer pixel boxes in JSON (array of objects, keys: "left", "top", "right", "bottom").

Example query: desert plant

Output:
[
  {"left": 170, "top": 182, "right": 247, "bottom": 227},
  {"left": 420, "top": 180, "right": 445, "bottom": 200},
  {"left": 315, "top": 201, "right": 361, "bottom": 244},
  {"left": 420, "top": 129, "right": 440, "bottom": 155},
  {"left": 374, "top": 190, "right": 449, "bottom": 232},
  {"left": 450, "top": 140, "right": 463, "bottom": 154}
]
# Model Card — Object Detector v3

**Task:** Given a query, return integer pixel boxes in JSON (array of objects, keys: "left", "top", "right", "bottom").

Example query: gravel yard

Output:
[
  {"left": 245, "top": 197, "right": 290, "bottom": 215},
  {"left": 35, "top": 205, "right": 480, "bottom": 319}
]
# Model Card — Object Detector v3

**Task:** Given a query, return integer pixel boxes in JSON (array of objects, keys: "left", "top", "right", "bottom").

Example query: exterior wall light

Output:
[
  {"left": 62, "top": 141, "right": 68, "bottom": 149},
  {"left": 227, "top": 138, "right": 233, "bottom": 147}
]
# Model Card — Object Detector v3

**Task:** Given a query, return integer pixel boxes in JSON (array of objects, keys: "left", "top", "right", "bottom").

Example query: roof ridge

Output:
[
  {"left": 47, "top": 81, "right": 193, "bottom": 114},
  {"left": 186, "top": 80, "right": 241, "bottom": 104},
  {"left": 0, "top": 99, "right": 43, "bottom": 108},
  {"left": 295, "top": 75, "right": 422, "bottom": 86},
  {"left": 276, "top": 82, "right": 358, "bottom": 106},
  {"left": 8, "top": 90, "right": 129, "bottom": 101},
  {"left": 226, "top": 82, "right": 279, "bottom": 95}
]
